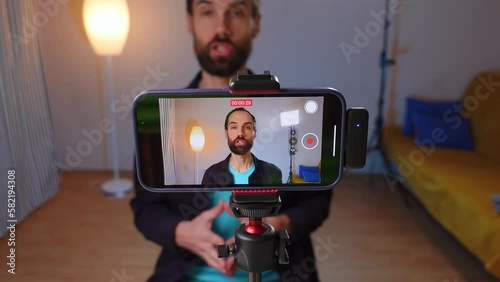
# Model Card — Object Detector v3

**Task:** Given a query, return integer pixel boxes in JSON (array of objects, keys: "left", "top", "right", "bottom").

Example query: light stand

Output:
[
  {"left": 194, "top": 152, "right": 200, "bottom": 184},
  {"left": 279, "top": 110, "right": 300, "bottom": 183},
  {"left": 287, "top": 126, "right": 297, "bottom": 183},
  {"left": 367, "top": 0, "right": 396, "bottom": 154},
  {"left": 364, "top": 0, "right": 413, "bottom": 207},
  {"left": 100, "top": 56, "right": 133, "bottom": 197},
  {"left": 83, "top": 0, "right": 132, "bottom": 197}
]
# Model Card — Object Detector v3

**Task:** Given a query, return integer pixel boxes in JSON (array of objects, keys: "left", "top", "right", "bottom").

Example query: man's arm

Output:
[
  {"left": 132, "top": 168, "right": 233, "bottom": 275},
  {"left": 130, "top": 171, "right": 186, "bottom": 254},
  {"left": 279, "top": 190, "right": 333, "bottom": 242}
]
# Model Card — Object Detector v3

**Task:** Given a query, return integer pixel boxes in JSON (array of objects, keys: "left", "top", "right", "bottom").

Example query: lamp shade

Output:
[
  {"left": 83, "top": 0, "right": 130, "bottom": 56},
  {"left": 190, "top": 126, "right": 205, "bottom": 152}
]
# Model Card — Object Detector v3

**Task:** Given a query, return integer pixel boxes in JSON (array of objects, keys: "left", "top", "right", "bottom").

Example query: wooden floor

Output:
[{"left": 0, "top": 171, "right": 497, "bottom": 282}]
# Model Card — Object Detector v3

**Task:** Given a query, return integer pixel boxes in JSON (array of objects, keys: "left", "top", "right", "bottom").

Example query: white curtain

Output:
[
  {"left": 0, "top": 0, "right": 59, "bottom": 237},
  {"left": 159, "top": 98, "right": 176, "bottom": 185}
]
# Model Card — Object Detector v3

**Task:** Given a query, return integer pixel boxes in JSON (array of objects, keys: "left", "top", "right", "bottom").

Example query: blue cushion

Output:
[
  {"left": 413, "top": 112, "right": 474, "bottom": 150},
  {"left": 402, "top": 97, "right": 462, "bottom": 136},
  {"left": 302, "top": 170, "right": 320, "bottom": 182},
  {"left": 492, "top": 194, "right": 500, "bottom": 213},
  {"left": 299, "top": 165, "right": 319, "bottom": 178}
]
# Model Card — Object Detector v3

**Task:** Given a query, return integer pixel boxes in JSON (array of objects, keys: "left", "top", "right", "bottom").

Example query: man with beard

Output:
[
  {"left": 201, "top": 107, "right": 282, "bottom": 187},
  {"left": 131, "top": 1, "right": 332, "bottom": 281},
  {"left": 185, "top": 0, "right": 260, "bottom": 88}
]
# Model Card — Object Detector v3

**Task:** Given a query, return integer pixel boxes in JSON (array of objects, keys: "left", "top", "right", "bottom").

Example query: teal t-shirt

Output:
[{"left": 185, "top": 162, "right": 280, "bottom": 282}]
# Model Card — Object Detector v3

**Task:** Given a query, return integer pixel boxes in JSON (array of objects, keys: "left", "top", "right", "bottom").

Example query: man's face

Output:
[
  {"left": 187, "top": 0, "right": 260, "bottom": 77},
  {"left": 225, "top": 110, "right": 256, "bottom": 155}
]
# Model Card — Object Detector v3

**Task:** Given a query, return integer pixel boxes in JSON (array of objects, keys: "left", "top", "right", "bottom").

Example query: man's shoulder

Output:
[
  {"left": 186, "top": 71, "right": 202, "bottom": 89},
  {"left": 205, "top": 158, "right": 228, "bottom": 172},
  {"left": 256, "top": 159, "right": 281, "bottom": 174},
  {"left": 202, "top": 157, "right": 232, "bottom": 187}
]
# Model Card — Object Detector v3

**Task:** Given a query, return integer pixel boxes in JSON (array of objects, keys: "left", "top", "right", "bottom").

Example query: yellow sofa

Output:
[{"left": 382, "top": 71, "right": 500, "bottom": 278}]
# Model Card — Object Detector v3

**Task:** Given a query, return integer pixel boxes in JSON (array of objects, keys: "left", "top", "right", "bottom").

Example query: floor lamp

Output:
[
  {"left": 190, "top": 126, "right": 205, "bottom": 184},
  {"left": 83, "top": 0, "right": 132, "bottom": 197}
]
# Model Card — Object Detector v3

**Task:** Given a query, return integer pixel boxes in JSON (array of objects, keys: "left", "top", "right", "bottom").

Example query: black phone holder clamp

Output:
[
  {"left": 217, "top": 190, "right": 290, "bottom": 282},
  {"left": 229, "top": 70, "right": 280, "bottom": 93}
]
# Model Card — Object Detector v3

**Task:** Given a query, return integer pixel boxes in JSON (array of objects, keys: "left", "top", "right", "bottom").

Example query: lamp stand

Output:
[
  {"left": 195, "top": 151, "right": 200, "bottom": 184},
  {"left": 101, "top": 56, "right": 132, "bottom": 198}
]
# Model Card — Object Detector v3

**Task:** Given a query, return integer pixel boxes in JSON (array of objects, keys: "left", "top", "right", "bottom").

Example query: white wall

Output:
[{"left": 38, "top": 0, "right": 500, "bottom": 172}]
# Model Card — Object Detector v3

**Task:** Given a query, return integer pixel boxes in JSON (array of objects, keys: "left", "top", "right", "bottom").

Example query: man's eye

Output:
[
  {"left": 201, "top": 9, "right": 213, "bottom": 16},
  {"left": 230, "top": 9, "right": 244, "bottom": 17}
]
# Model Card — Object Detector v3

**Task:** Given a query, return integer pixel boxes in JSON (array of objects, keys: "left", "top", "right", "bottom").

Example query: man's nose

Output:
[{"left": 214, "top": 12, "right": 231, "bottom": 39}]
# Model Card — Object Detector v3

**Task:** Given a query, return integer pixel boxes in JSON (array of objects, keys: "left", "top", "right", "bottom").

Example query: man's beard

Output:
[
  {"left": 194, "top": 36, "right": 252, "bottom": 77},
  {"left": 228, "top": 137, "right": 253, "bottom": 155}
]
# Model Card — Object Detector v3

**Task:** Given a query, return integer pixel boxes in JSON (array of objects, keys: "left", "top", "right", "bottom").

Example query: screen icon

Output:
[
  {"left": 301, "top": 133, "right": 319, "bottom": 150},
  {"left": 304, "top": 100, "right": 318, "bottom": 114}
]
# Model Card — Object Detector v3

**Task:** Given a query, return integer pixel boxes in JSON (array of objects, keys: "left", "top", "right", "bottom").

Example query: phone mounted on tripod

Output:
[{"left": 132, "top": 71, "right": 368, "bottom": 281}]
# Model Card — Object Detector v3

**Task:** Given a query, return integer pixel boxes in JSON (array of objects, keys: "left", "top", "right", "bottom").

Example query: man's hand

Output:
[
  {"left": 174, "top": 200, "right": 230, "bottom": 275},
  {"left": 224, "top": 236, "right": 238, "bottom": 276},
  {"left": 264, "top": 214, "right": 292, "bottom": 233}
]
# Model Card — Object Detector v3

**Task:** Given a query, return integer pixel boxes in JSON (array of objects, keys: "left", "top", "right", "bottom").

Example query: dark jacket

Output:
[
  {"left": 202, "top": 153, "right": 282, "bottom": 187},
  {"left": 130, "top": 72, "right": 333, "bottom": 281}
]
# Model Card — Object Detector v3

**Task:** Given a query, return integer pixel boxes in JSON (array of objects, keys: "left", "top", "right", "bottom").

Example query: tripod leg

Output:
[{"left": 249, "top": 272, "right": 262, "bottom": 282}]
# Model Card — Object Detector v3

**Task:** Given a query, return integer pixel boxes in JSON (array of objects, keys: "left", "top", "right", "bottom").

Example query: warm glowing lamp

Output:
[
  {"left": 83, "top": 0, "right": 130, "bottom": 56},
  {"left": 190, "top": 126, "right": 205, "bottom": 152},
  {"left": 190, "top": 126, "right": 205, "bottom": 184},
  {"left": 83, "top": 0, "right": 132, "bottom": 197}
]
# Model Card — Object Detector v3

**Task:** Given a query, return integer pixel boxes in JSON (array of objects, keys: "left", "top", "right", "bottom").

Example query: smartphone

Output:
[{"left": 133, "top": 88, "right": 346, "bottom": 192}]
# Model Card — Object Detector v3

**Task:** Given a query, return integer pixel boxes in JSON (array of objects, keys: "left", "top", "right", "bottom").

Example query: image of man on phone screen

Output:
[{"left": 202, "top": 107, "right": 282, "bottom": 187}]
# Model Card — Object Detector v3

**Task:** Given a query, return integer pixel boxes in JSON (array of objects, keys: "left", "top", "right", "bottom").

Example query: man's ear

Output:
[
  {"left": 251, "top": 13, "right": 261, "bottom": 38},
  {"left": 187, "top": 13, "right": 194, "bottom": 36},
  {"left": 225, "top": 130, "right": 228, "bottom": 139}
]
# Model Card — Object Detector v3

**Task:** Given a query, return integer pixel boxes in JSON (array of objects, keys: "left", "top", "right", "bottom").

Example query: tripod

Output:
[
  {"left": 217, "top": 190, "right": 290, "bottom": 282},
  {"left": 368, "top": 0, "right": 396, "bottom": 154}
]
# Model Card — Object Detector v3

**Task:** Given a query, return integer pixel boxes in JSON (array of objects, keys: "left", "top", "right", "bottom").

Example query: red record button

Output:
[{"left": 302, "top": 133, "right": 319, "bottom": 150}]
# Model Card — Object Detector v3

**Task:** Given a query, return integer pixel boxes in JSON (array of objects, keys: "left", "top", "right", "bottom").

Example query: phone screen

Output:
[{"left": 134, "top": 89, "right": 345, "bottom": 192}]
